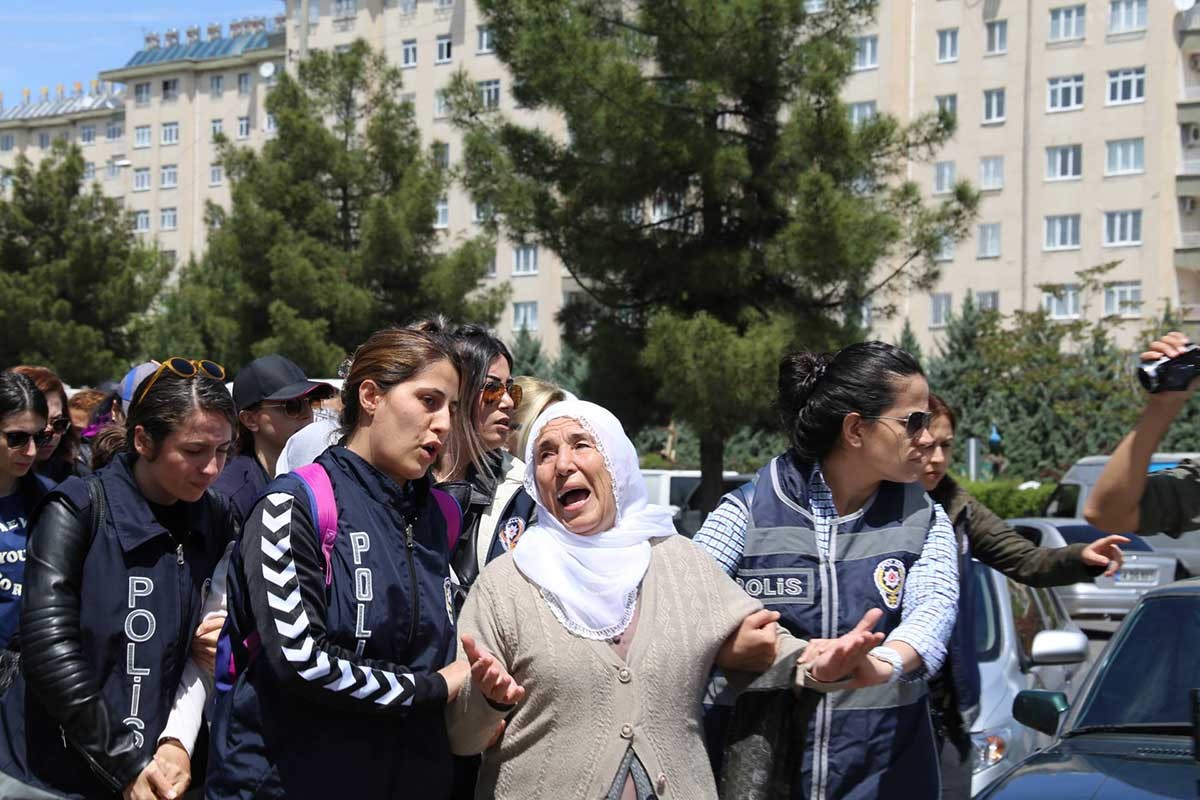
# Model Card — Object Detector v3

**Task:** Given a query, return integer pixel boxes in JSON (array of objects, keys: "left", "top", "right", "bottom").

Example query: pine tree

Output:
[{"left": 896, "top": 318, "right": 923, "bottom": 365}]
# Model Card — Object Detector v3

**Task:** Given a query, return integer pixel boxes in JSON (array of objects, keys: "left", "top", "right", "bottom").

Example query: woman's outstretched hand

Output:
[
  {"left": 462, "top": 634, "right": 526, "bottom": 707},
  {"left": 798, "top": 608, "right": 887, "bottom": 685}
]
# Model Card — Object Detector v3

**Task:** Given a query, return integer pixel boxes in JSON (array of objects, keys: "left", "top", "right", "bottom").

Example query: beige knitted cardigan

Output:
[{"left": 447, "top": 534, "right": 792, "bottom": 800}]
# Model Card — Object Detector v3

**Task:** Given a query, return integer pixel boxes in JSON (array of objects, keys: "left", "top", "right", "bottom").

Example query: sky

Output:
[{"left": 0, "top": 2, "right": 282, "bottom": 106}]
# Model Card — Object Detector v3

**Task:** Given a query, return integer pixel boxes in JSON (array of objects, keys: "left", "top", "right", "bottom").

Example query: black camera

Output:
[{"left": 1137, "top": 344, "right": 1200, "bottom": 393}]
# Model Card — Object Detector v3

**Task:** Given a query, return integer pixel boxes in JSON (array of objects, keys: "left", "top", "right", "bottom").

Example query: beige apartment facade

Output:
[{"left": 847, "top": 0, "right": 1200, "bottom": 351}]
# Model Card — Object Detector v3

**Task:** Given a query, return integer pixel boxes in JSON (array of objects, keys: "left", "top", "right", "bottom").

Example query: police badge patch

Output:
[
  {"left": 499, "top": 517, "right": 526, "bottom": 551},
  {"left": 873, "top": 558, "right": 906, "bottom": 610}
]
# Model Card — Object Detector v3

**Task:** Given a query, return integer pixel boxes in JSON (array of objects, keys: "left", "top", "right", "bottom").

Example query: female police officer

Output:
[{"left": 0, "top": 357, "right": 237, "bottom": 800}]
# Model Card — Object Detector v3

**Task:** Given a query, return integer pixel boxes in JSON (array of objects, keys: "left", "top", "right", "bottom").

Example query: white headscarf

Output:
[{"left": 512, "top": 400, "right": 676, "bottom": 640}]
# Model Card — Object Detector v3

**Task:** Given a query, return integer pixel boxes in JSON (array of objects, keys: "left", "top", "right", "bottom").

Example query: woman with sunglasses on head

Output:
[
  {"left": 919, "top": 393, "right": 1126, "bottom": 799},
  {"left": 11, "top": 365, "right": 79, "bottom": 482},
  {"left": 206, "top": 326, "right": 471, "bottom": 800},
  {"left": 693, "top": 342, "right": 959, "bottom": 800},
  {"left": 0, "top": 357, "right": 237, "bottom": 800},
  {"left": 0, "top": 372, "right": 54, "bottom": 653},
  {"left": 213, "top": 355, "right": 334, "bottom": 525}
]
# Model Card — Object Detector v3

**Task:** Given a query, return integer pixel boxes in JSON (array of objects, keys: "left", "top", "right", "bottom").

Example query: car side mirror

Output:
[
  {"left": 1030, "top": 630, "right": 1089, "bottom": 666},
  {"left": 1013, "top": 690, "right": 1069, "bottom": 737}
]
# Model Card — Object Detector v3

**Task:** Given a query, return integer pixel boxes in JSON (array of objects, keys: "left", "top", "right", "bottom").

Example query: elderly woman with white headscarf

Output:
[{"left": 446, "top": 401, "right": 886, "bottom": 800}]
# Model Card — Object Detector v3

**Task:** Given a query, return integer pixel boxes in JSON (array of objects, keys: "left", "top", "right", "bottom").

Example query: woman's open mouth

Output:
[
  {"left": 557, "top": 487, "right": 591, "bottom": 512},
  {"left": 420, "top": 442, "right": 441, "bottom": 461}
]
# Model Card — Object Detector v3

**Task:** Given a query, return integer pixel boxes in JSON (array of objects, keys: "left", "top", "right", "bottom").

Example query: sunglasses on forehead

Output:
[
  {"left": 865, "top": 410, "right": 932, "bottom": 438},
  {"left": 481, "top": 377, "right": 522, "bottom": 409},
  {"left": 137, "top": 357, "right": 227, "bottom": 407},
  {"left": 4, "top": 429, "right": 54, "bottom": 450}
]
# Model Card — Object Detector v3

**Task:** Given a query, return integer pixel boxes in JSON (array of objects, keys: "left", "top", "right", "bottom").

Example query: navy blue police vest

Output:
[{"left": 726, "top": 454, "right": 940, "bottom": 800}]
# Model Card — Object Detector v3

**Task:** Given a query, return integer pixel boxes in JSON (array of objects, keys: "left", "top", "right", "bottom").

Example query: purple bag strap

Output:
[
  {"left": 431, "top": 488, "right": 462, "bottom": 553},
  {"left": 293, "top": 463, "right": 339, "bottom": 587}
]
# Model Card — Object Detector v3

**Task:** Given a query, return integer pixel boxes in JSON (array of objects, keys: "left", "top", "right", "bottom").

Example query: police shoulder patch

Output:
[
  {"left": 499, "top": 517, "right": 526, "bottom": 551},
  {"left": 873, "top": 558, "right": 906, "bottom": 610}
]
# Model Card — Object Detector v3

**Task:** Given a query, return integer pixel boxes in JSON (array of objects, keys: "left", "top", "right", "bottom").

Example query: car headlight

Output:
[{"left": 971, "top": 727, "right": 1011, "bottom": 774}]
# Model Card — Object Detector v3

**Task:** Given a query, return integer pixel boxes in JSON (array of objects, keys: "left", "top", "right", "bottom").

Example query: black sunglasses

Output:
[
  {"left": 47, "top": 416, "right": 71, "bottom": 435},
  {"left": 261, "top": 397, "right": 315, "bottom": 419},
  {"left": 866, "top": 411, "right": 932, "bottom": 438},
  {"left": 4, "top": 429, "right": 54, "bottom": 450}
]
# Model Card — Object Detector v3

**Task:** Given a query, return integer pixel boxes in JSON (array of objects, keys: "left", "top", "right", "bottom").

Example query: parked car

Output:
[
  {"left": 1007, "top": 518, "right": 1179, "bottom": 627},
  {"left": 968, "top": 559, "right": 1091, "bottom": 797},
  {"left": 1043, "top": 454, "right": 1200, "bottom": 577},
  {"left": 978, "top": 578, "right": 1200, "bottom": 800},
  {"left": 639, "top": 469, "right": 753, "bottom": 536}
]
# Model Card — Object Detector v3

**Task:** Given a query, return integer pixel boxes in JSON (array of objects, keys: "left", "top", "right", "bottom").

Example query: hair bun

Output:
[{"left": 777, "top": 351, "right": 834, "bottom": 426}]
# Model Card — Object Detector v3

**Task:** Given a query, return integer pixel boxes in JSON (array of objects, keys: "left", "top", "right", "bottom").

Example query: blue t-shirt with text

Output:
[{"left": 0, "top": 492, "right": 29, "bottom": 648}]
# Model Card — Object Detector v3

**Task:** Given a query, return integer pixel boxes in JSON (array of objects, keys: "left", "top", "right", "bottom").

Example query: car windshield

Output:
[
  {"left": 972, "top": 561, "right": 1001, "bottom": 663},
  {"left": 1056, "top": 524, "right": 1152, "bottom": 552},
  {"left": 1071, "top": 595, "right": 1200, "bottom": 730}
]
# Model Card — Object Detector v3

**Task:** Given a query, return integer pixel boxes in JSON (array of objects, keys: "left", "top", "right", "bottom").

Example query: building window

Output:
[
  {"left": 265, "top": 114, "right": 277, "bottom": 133},
  {"left": 402, "top": 39, "right": 417, "bottom": 68},
  {"left": 238, "top": 116, "right": 250, "bottom": 139},
  {"left": 977, "top": 290, "right": 1000, "bottom": 312},
  {"left": 163, "top": 250, "right": 177, "bottom": 268},
  {"left": 106, "top": 160, "right": 120, "bottom": 180},
  {"left": 1049, "top": 5, "right": 1086, "bottom": 40},
  {"left": 930, "top": 293, "right": 952, "bottom": 328},
  {"left": 479, "top": 79, "right": 501, "bottom": 110},
  {"left": 485, "top": 255, "right": 497, "bottom": 277},
  {"left": 977, "top": 223, "right": 1001, "bottom": 258},
  {"left": 160, "top": 164, "right": 177, "bottom": 188},
  {"left": 82, "top": 161, "right": 95, "bottom": 180},
  {"left": 435, "top": 197, "right": 449, "bottom": 228},
  {"left": 38, "top": 132, "right": 50, "bottom": 149},
  {"left": 980, "top": 156, "right": 1004, "bottom": 190},
  {"left": 934, "top": 161, "right": 955, "bottom": 194},
  {"left": 985, "top": 20, "right": 1007, "bottom": 54},
  {"left": 106, "top": 121, "right": 123, "bottom": 141},
  {"left": 433, "top": 142, "right": 450, "bottom": 168},
  {"left": 160, "top": 207, "right": 177, "bottom": 231},
  {"left": 334, "top": 0, "right": 357, "bottom": 15},
  {"left": 134, "top": 210, "right": 150, "bottom": 233},
  {"left": 934, "top": 236, "right": 955, "bottom": 262},
  {"left": 210, "top": 75, "right": 224, "bottom": 97},
  {"left": 436, "top": 35, "right": 452, "bottom": 64},
  {"left": 211, "top": 118, "right": 223, "bottom": 139},
  {"left": 1108, "top": 0, "right": 1146, "bottom": 34},
  {"left": 399, "top": 92, "right": 415, "bottom": 109},
  {"left": 1046, "top": 144, "right": 1083, "bottom": 180},
  {"left": 935, "top": 94, "right": 957, "bottom": 118},
  {"left": 79, "top": 125, "right": 95, "bottom": 145},
  {"left": 133, "top": 168, "right": 151, "bottom": 192},
  {"left": 210, "top": 164, "right": 223, "bottom": 186},
  {"left": 1043, "top": 285, "right": 1081, "bottom": 319},
  {"left": 854, "top": 35, "right": 878, "bottom": 70},
  {"left": 513, "top": 244, "right": 538, "bottom": 275},
  {"left": 1105, "top": 281, "right": 1142, "bottom": 317},
  {"left": 1045, "top": 214, "right": 1082, "bottom": 250},
  {"left": 1106, "top": 67, "right": 1145, "bottom": 105},
  {"left": 937, "top": 28, "right": 958, "bottom": 63},
  {"left": 161, "top": 79, "right": 179, "bottom": 101},
  {"left": 161, "top": 122, "right": 180, "bottom": 145},
  {"left": 434, "top": 91, "right": 449, "bottom": 118},
  {"left": 0, "top": 135, "right": 12, "bottom": 152},
  {"left": 134, "top": 126, "right": 151, "bottom": 148},
  {"left": 478, "top": 25, "right": 494, "bottom": 53},
  {"left": 1105, "top": 137, "right": 1144, "bottom": 175},
  {"left": 134, "top": 82, "right": 151, "bottom": 105},
  {"left": 238, "top": 72, "right": 251, "bottom": 96},
  {"left": 847, "top": 101, "right": 876, "bottom": 128},
  {"left": 1104, "top": 209, "right": 1142, "bottom": 246},
  {"left": 473, "top": 201, "right": 493, "bottom": 223},
  {"left": 1047, "top": 75, "right": 1084, "bottom": 111},
  {"left": 983, "top": 88, "right": 1005, "bottom": 123},
  {"left": 513, "top": 301, "right": 538, "bottom": 332}
]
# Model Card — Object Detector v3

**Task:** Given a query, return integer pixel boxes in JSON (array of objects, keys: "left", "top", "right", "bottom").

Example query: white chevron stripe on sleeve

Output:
[
  {"left": 261, "top": 534, "right": 291, "bottom": 562},
  {"left": 261, "top": 507, "right": 292, "bottom": 533},
  {"left": 327, "top": 659, "right": 357, "bottom": 691},
  {"left": 262, "top": 561, "right": 297, "bottom": 588},
  {"left": 281, "top": 636, "right": 313, "bottom": 664},
  {"left": 267, "top": 587, "right": 302, "bottom": 614},
  {"left": 266, "top": 492, "right": 294, "bottom": 508},
  {"left": 376, "top": 672, "right": 413, "bottom": 706},
  {"left": 350, "top": 667, "right": 380, "bottom": 699},
  {"left": 273, "top": 610, "right": 311, "bottom": 640},
  {"left": 298, "top": 651, "right": 332, "bottom": 681}
]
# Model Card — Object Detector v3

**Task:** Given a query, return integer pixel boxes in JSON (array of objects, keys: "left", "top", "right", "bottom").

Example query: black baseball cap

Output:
[{"left": 232, "top": 354, "right": 333, "bottom": 411}]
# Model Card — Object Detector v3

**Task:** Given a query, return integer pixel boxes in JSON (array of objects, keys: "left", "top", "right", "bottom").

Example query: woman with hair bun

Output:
[{"left": 694, "top": 341, "right": 959, "bottom": 800}]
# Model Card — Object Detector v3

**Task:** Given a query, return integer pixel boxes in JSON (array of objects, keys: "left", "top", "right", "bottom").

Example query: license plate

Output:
[{"left": 1115, "top": 567, "right": 1157, "bottom": 584}]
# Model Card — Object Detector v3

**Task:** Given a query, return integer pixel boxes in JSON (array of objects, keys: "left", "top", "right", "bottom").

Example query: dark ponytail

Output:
[
  {"left": 0, "top": 371, "right": 48, "bottom": 424},
  {"left": 778, "top": 341, "right": 924, "bottom": 463},
  {"left": 111, "top": 367, "right": 236, "bottom": 458}
]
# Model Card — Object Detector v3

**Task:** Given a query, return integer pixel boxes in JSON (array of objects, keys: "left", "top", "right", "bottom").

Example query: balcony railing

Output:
[{"left": 1180, "top": 232, "right": 1200, "bottom": 249}]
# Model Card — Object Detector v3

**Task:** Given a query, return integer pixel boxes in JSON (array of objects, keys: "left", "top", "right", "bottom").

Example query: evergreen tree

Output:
[
  {"left": 144, "top": 41, "right": 507, "bottom": 374},
  {"left": 896, "top": 318, "right": 923, "bottom": 364},
  {"left": 454, "top": 0, "right": 978, "bottom": 509},
  {"left": 0, "top": 141, "right": 168, "bottom": 384}
]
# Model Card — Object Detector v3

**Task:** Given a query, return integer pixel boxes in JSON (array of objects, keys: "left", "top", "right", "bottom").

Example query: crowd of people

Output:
[{"left": 0, "top": 320, "right": 1187, "bottom": 800}]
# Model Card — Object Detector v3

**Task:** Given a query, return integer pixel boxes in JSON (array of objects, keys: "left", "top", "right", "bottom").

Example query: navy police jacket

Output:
[
  {"left": 205, "top": 446, "right": 458, "bottom": 800},
  {"left": 727, "top": 454, "right": 941, "bottom": 800},
  {"left": 0, "top": 453, "right": 232, "bottom": 797},
  {"left": 212, "top": 453, "right": 270, "bottom": 527}
]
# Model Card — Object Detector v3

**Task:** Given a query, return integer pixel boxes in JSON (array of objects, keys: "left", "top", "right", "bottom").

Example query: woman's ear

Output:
[
  {"left": 842, "top": 412, "right": 866, "bottom": 450},
  {"left": 132, "top": 425, "right": 156, "bottom": 460},
  {"left": 358, "top": 379, "right": 382, "bottom": 420}
]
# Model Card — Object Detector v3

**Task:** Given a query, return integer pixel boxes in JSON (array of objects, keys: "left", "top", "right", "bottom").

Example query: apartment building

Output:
[{"left": 847, "top": 0, "right": 1199, "bottom": 350}]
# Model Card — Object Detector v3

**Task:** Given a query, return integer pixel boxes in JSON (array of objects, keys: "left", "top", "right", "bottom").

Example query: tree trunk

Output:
[{"left": 698, "top": 430, "right": 726, "bottom": 515}]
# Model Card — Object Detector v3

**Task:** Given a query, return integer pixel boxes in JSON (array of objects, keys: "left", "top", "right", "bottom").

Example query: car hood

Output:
[{"left": 980, "top": 734, "right": 1199, "bottom": 800}]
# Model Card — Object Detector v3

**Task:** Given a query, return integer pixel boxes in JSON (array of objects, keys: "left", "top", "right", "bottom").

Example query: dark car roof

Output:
[{"left": 1143, "top": 576, "right": 1200, "bottom": 598}]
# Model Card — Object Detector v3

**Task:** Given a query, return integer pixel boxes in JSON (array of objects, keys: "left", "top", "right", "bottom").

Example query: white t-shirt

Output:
[{"left": 275, "top": 417, "right": 340, "bottom": 476}]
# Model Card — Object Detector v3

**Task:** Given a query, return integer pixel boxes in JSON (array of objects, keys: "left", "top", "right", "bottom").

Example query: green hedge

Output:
[{"left": 956, "top": 478, "right": 1057, "bottom": 520}]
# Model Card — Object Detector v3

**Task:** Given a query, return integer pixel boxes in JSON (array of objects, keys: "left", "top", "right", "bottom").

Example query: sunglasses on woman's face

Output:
[
  {"left": 261, "top": 397, "right": 314, "bottom": 420},
  {"left": 4, "top": 430, "right": 54, "bottom": 450},
  {"left": 46, "top": 416, "right": 71, "bottom": 435},
  {"left": 866, "top": 411, "right": 932, "bottom": 439},
  {"left": 481, "top": 377, "right": 522, "bottom": 409}
]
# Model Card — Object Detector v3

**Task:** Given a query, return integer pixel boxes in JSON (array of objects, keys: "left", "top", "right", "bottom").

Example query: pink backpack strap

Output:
[
  {"left": 293, "top": 463, "right": 339, "bottom": 587},
  {"left": 431, "top": 488, "right": 462, "bottom": 553}
]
